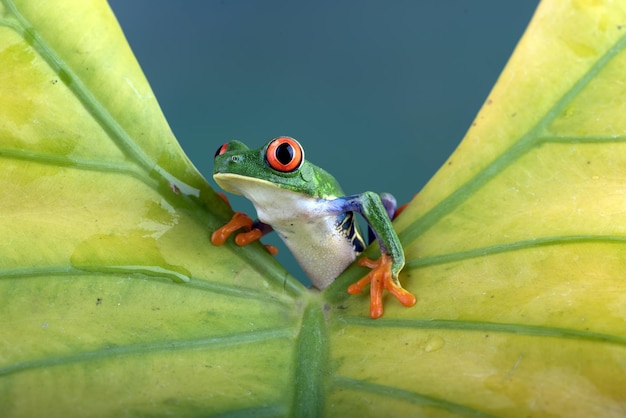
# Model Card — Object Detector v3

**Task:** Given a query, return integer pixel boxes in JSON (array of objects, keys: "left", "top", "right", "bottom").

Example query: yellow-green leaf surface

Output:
[{"left": 2, "top": 0, "right": 626, "bottom": 417}]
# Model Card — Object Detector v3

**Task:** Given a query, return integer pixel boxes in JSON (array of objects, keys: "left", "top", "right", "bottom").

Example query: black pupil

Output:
[{"left": 276, "top": 143, "right": 294, "bottom": 165}]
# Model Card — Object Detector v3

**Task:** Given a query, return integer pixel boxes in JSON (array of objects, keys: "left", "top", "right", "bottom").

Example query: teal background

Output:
[{"left": 107, "top": 1, "right": 540, "bottom": 282}]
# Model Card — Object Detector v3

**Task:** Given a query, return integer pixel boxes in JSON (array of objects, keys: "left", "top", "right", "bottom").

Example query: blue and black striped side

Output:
[{"left": 335, "top": 211, "right": 365, "bottom": 254}]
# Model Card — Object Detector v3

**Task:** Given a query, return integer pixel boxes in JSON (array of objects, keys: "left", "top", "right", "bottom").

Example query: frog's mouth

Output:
[{"left": 213, "top": 172, "right": 278, "bottom": 196}]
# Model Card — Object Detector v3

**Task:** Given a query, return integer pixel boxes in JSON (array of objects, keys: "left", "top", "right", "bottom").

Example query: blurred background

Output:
[{"left": 107, "top": 1, "right": 540, "bottom": 282}]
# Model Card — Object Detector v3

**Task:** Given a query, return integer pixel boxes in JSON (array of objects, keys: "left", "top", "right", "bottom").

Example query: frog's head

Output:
[{"left": 213, "top": 137, "right": 340, "bottom": 198}]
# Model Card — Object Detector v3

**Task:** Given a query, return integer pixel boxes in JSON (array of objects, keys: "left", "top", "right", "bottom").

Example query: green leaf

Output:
[{"left": 2, "top": 0, "right": 626, "bottom": 417}]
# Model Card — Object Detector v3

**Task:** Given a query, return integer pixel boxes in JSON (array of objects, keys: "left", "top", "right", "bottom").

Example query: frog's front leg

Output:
[
  {"left": 329, "top": 192, "right": 416, "bottom": 318},
  {"left": 211, "top": 212, "right": 277, "bottom": 255}
]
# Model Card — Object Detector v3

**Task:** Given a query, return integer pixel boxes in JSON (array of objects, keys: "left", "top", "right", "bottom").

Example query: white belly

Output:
[
  {"left": 213, "top": 173, "right": 361, "bottom": 289},
  {"left": 268, "top": 214, "right": 358, "bottom": 289}
]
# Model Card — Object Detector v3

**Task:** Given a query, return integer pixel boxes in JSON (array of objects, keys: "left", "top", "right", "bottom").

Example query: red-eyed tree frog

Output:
[{"left": 211, "top": 136, "right": 416, "bottom": 318}]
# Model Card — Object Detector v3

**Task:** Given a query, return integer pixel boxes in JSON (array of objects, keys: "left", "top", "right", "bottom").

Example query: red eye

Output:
[
  {"left": 214, "top": 143, "right": 228, "bottom": 159},
  {"left": 266, "top": 137, "right": 304, "bottom": 172}
]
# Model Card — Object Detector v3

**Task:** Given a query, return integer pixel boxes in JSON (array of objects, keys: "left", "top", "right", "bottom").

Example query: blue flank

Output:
[{"left": 336, "top": 211, "right": 365, "bottom": 254}]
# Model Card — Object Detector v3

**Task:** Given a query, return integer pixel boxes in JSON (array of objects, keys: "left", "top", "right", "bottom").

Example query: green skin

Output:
[{"left": 213, "top": 138, "right": 405, "bottom": 290}]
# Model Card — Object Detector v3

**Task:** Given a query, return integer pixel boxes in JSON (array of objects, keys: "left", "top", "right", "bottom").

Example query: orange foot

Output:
[
  {"left": 211, "top": 212, "right": 278, "bottom": 255},
  {"left": 347, "top": 253, "right": 416, "bottom": 319}
]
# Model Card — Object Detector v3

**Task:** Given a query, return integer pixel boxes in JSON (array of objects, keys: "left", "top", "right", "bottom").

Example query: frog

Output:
[{"left": 211, "top": 136, "right": 416, "bottom": 318}]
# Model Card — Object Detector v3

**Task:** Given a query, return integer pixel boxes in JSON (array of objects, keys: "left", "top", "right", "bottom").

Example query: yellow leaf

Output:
[
  {"left": 2, "top": 0, "right": 626, "bottom": 417},
  {"left": 329, "top": 0, "right": 626, "bottom": 415}
]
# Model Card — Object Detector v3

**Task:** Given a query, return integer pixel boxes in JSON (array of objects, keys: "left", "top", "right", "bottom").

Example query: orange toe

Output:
[
  {"left": 264, "top": 244, "right": 279, "bottom": 255},
  {"left": 235, "top": 228, "right": 262, "bottom": 246},
  {"left": 211, "top": 212, "right": 254, "bottom": 245},
  {"left": 349, "top": 254, "right": 416, "bottom": 319}
]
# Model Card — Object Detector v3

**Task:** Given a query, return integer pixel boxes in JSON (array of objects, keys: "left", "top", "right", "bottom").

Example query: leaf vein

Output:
[
  {"left": 407, "top": 235, "right": 626, "bottom": 268},
  {"left": 0, "top": 328, "right": 294, "bottom": 377},
  {"left": 333, "top": 377, "right": 497, "bottom": 418},
  {"left": 0, "top": 266, "right": 295, "bottom": 306},
  {"left": 343, "top": 317, "right": 626, "bottom": 346}
]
